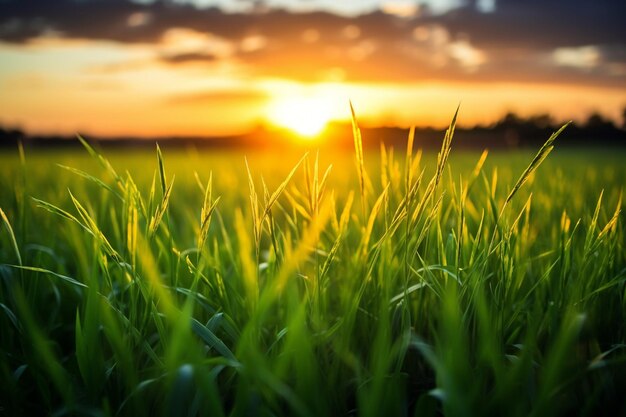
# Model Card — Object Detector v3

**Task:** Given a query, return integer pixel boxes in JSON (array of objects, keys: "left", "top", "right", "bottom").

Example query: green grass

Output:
[{"left": 0, "top": 118, "right": 625, "bottom": 416}]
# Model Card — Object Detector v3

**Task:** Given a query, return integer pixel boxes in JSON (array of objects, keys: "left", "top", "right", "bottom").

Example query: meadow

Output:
[{"left": 0, "top": 117, "right": 625, "bottom": 416}]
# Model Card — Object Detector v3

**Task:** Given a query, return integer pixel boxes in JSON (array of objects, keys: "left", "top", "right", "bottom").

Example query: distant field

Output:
[{"left": 0, "top": 132, "right": 625, "bottom": 416}]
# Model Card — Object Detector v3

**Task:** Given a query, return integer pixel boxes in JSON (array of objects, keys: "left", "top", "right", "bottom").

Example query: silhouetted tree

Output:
[
  {"left": 0, "top": 126, "right": 25, "bottom": 146},
  {"left": 527, "top": 114, "right": 554, "bottom": 129},
  {"left": 500, "top": 112, "right": 523, "bottom": 127},
  {"left": 585, "top": 112, "right": 615, "bottom": 130}
]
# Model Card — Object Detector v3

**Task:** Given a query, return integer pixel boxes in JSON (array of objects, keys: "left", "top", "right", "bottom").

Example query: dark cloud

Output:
[
  {"left": 2, "top": 0, "right": 624, "bottom": 48},
  {"left": 0, "top": 0, "right": 624, "bottom": 87},
  {"left": 0, "top": 0, "right": 242, "bottom": 43},
  {"left": 599, "top": 45, "right": 626, "bottom": 65},
  {"left": 159, "top": 51, "right": 216, "bottom": 64},
  {"left": 433, "top": 0, "right": 626, "bottom": 50}
]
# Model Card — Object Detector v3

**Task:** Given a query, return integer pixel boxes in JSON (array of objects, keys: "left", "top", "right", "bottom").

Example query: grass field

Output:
[{"left": 1, "top": 119, "right": 625, "bottom": 416}]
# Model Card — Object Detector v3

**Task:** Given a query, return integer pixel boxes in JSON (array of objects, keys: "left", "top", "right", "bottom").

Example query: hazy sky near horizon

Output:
[{"left": 0, "top": 0, "right": 625, "bottom": 137}]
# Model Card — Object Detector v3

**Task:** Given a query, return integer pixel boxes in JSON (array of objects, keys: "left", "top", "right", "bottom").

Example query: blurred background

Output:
[{"left": 0, "top": 0, "right": 625, "bottom": 147}]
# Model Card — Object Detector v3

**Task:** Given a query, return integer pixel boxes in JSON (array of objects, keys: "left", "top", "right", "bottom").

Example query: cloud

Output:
[
  {"left": 159, "top": 51, "right": 216, "bottom": 64},
  {"left": 553, "top": 46, "right": 601, "bottom": 70},
  {"left": 0, "top": 0, "right": 624, "bottom": 87},
  {"left": 431, "top": 0, "right": 626, "bottom": 50}
]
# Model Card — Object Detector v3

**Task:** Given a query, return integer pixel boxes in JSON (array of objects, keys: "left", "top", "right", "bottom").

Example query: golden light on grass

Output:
[{"left": 267, "top": 96, "right": 333, "bottom": 138}]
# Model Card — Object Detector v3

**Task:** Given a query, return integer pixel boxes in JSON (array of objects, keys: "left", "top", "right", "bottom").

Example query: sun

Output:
[{"left": 267, "top": 96, "right": 332, "bottom": 138}]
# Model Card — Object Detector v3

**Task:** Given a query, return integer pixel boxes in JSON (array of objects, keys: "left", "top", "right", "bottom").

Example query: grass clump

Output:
[{"left": 0, "top": 110, "right": 625, "bottom": 416}]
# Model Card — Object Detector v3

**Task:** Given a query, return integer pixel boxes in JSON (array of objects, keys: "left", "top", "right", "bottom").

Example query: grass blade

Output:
[
  {"left": 0, "top": 207, "right": 22, "bottom": 266},
  {"left": 504, "top": 123, "right": 570, "bottom": 207}
]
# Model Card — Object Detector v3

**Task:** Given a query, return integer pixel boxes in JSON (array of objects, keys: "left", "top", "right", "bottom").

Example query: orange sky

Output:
[{"left": 0, "top": 1, "right": 625, "bottom": 137}]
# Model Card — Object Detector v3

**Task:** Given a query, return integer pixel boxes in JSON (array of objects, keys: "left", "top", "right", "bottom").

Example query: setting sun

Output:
[{"left": 267, "top": 96, "right": 333, "bottom": 138}]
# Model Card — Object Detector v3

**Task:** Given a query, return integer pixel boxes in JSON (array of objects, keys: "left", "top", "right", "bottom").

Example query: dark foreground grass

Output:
[{"left": 0, "top": 119, "right": 625, "bottom": 416}]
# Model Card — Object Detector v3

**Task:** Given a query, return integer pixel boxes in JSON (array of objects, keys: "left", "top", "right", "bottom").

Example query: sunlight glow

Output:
[{"left": 267, "top": 96, "right": 333, "bottom": 138}]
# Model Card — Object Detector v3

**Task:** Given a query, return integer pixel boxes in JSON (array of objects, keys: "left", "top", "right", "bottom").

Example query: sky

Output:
[{"left": 0, "top": 0, "right": 625, "bottom": 137}]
